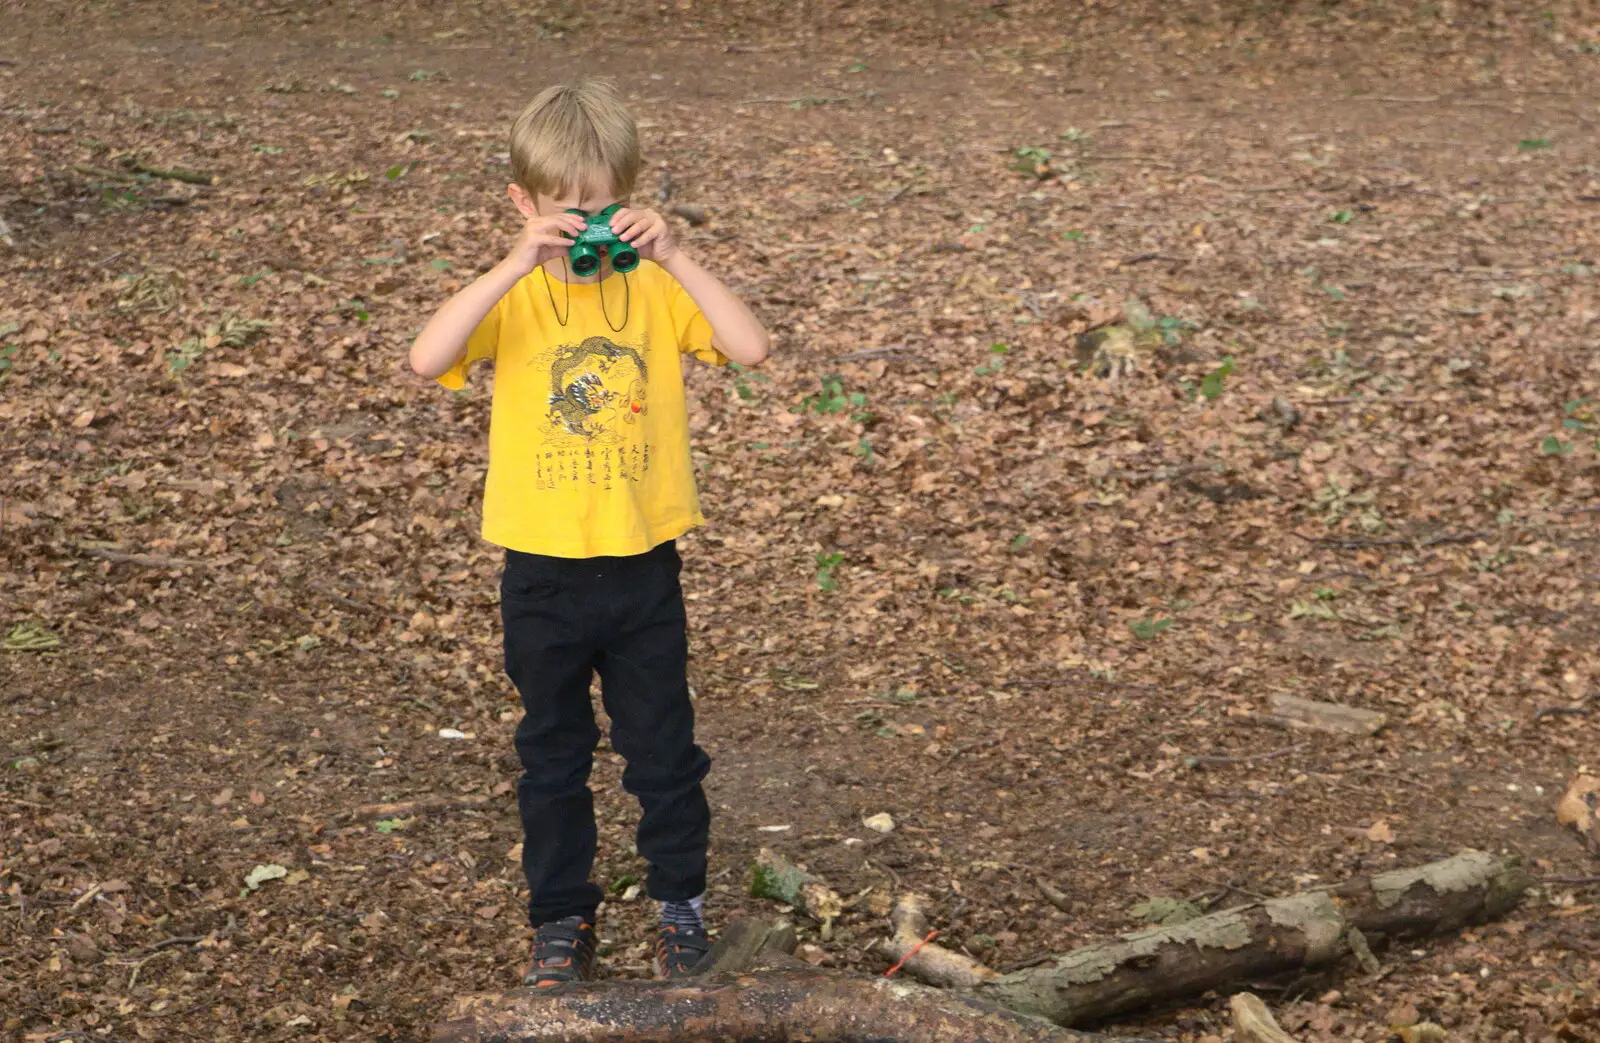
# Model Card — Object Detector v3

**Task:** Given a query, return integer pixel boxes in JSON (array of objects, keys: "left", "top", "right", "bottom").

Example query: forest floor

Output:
[{"left": 2, "top": 1, "right": 1598, "bottom": 1040}]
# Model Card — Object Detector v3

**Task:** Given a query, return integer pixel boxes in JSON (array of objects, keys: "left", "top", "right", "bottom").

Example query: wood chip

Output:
[
  {"left": 1230, "top": 992, "right": 1301, "bottom": 1043},
  {"left": 1261, "top": 694, "right": 1387, "bottom": 736},
  {"left": 1557, "top": 774, "right": 1599, "bottom": 853}
]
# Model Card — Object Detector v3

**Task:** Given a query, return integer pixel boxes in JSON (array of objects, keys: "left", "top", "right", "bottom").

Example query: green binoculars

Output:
[{"left": 565, "top": 203, "right": 639, "bottom": 277}]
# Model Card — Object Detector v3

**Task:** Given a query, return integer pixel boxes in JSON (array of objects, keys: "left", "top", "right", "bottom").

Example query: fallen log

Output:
[
  {"left": 431, "top": 851, "right": 1525, "bottom": 1041},
  {"left": 434, "top": 917, "right": 1154, "bottom": 1042},
  {"left": 432, "top": 964, "right": 1158, "bottom": 1043},
  {"left": 974, "top": 850, "right": 1527, "bottom": 1027}
]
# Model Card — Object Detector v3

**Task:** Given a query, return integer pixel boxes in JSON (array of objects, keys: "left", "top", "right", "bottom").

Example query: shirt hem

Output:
[{"left": 483, "top": 514, "right": 705, "bottom": 558}]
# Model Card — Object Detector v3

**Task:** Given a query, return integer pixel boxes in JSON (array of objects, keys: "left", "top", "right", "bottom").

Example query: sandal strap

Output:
[
  {"left": 658, "top": 926, "right": 711, "bottom": 971},
  {"left": 531, "top": 919, "right": 593, "bottom": 970}
]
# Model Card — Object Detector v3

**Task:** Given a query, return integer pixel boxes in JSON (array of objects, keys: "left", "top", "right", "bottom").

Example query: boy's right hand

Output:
[{"left": 503, "top": 212, "right": 588, "bottom": 277}]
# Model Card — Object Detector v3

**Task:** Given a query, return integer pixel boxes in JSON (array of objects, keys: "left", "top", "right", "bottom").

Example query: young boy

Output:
[{"left": 408, "top": 79, "right": 769, "bottom": 985}]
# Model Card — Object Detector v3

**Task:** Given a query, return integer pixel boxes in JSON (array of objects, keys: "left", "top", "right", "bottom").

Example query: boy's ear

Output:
[{"left": 507, "top": 183, "right": 538, "bottom": 219}]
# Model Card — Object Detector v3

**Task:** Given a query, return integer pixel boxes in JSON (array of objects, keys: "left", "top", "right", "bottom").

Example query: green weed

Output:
[
  {"left": 1012, "top": 146, "right": 1052, "bottom": 178},
  {"left": 1200, "top": 356, "right": 1235, "bottom": 401},
  {"left": 815, "top": 552, "right": 845, "bottom": 592},
  {"left": 804, "top": 375, "right": 869, "bottom": 420},
  {"left": 1129, "top": 617, "right": 1173, "bottom": 640},
  {"left": 974, "top": 342, "right": 1009, "bottom": 376},
  {"left": 727, "top": 361, "right": 769, "bottom": 402}
]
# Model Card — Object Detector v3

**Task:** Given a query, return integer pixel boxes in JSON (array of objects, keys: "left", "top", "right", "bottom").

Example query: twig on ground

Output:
[
  {"left": 738, "top": 95, "right": 848, "bottom": 105},
  {"left": 1297, "top": 396, "right": 1422, "bottom": 406},
  {"left": 70, "top": 884, "right": 103, "bottom": 911},
  {"left": 864, "top": 858, "right": 901, "bottom": 892},
  {"left": 1121, "top": 251, "right": 1182, "bottom": 265},
  {"left": 1036, "top": 877, "right": 1073, "bottom": 913},
  {"left": 883, "top": 182, "right": 914, "bottom": 205},
  {"left": 1185, "top": 743, "right": 1306, "bottom": 768},
  {"left": 1001, "top": 668, "right": 1159, "bottom": 694},
  {"left": 933, "top": 740, "right": 983, "bottom": 775},
  {"left": 1534, "top": 699, "right": 1593, "bottom": 721},
  {"left": 1097, "top": 155, "right": 1178, "bottom": 169},
  {"left": 877, "top": 894, "right": 997, "bottom": 988},
  {"left": 347, "top": 794, "right": 492, "bottom": 820},
  {"left": 78, "top": 544, "right": 210, "bottom": 569},
  {"left": 1543, "top": 876, "right": 1600, "bottom": 886},
  {"left": 305, "top": 583, "right": 409, "bottom": 624},
  {"left": 830, "top": 344, "right": 921, "bottom": 363},
  {"left": 129, "top": 162, "right": 217, "bottom": 185},
  {"left": 126, "top": 946, "right": 181, "bottom": 989},
  {"left": 1291, "top": 530, "right": 1487, "bottom": 550},
  {"left": 131, "top": 934, "right": 208, "bottom": 954},
  {"left": 74, "top": 163, "right": 138, "bottom": 182},
  {"left": 1214, "top": 880, "right": 1270, "bottom": 902}
]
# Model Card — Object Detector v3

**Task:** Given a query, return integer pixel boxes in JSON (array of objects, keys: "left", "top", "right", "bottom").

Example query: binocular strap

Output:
[{"left": 542, "top": 260, "right": 632, "bottom": 334}]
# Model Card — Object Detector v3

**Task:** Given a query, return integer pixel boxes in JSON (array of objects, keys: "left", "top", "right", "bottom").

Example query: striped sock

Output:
[{"left": 660, "top": 894, "right": 705, "bottom": 931}]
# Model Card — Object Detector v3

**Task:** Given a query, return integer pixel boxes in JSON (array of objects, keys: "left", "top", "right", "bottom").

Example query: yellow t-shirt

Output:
[{"left": 438, "top": 261, "right": 726, "bottom": 557}]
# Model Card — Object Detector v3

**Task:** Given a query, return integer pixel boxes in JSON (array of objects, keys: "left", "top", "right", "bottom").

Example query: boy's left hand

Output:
[{"left": 609, "top": 207, "right": 680, "bottom": 264}]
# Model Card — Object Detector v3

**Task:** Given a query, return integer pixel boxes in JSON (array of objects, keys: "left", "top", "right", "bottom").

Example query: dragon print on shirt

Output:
[
  {"left": 541, "top": 335, "right": 649, "bottom": 446},
  {"left": 529, "top": 334, "right": 654, "bottom": 492}
]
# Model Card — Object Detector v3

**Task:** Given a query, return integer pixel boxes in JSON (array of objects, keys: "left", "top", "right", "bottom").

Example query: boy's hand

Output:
[
  {"left": 609, "top": 207, "right": 679, "bottom": 264},
  {"left": 504, "top": 212, "right": 588, "bottom": 277}
]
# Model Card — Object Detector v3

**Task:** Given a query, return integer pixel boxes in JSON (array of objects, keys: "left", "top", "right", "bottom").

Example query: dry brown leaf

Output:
[{"left": 1556, "top": 774, "right": 1599, "bottom": 852}]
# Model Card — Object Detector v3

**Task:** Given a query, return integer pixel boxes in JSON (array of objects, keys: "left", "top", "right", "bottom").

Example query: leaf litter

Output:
[{"left": 1, "top": 2, "right": 1598, "bottom": 1042}]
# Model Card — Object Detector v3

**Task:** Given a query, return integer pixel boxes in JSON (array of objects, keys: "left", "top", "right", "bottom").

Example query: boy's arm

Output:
[
  {"left": 609, "top": 207, "right": 770, "bottom": 367},
  {"left": 658, "top": 253, "right": 771, "bottom": 367},
  {"left": 409, "top": 212, "right": 586, "bottom": 379},
  {"left": 408, "top": 260, "right": 525, "bottom": 379}
]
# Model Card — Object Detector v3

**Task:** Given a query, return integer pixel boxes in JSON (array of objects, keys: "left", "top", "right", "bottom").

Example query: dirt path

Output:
[{"left": 3, "top": 3, "right": 1598, "bottom": 1041}]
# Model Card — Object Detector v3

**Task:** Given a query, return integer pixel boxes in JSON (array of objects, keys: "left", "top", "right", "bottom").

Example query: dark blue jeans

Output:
[{"left": 501, "top": 540, "right": 711, "bottom": 927}]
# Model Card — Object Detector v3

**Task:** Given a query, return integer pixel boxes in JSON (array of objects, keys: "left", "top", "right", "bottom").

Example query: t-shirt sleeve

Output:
[
  {"left": 435, "top": 297, "right": 503, "bottom": 390},
  {"left": 664, "top": 270, "right": 727, "bottom": 367}
]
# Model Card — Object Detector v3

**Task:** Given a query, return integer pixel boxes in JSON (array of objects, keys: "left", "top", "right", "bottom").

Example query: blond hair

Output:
[{"left": 509, "top": 79, "right": 640, "bottom": 202}]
